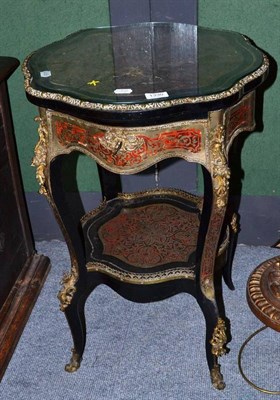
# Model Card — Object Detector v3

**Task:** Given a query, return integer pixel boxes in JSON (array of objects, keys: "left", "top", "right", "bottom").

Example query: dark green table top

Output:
[{"left": 24, "top": 23, "right": 267, "bottom": 109}]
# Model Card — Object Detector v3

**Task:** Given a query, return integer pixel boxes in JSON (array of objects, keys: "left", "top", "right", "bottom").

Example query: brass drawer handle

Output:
[{"left": 100, "top": 132, "right": 144, "bottom": 154}]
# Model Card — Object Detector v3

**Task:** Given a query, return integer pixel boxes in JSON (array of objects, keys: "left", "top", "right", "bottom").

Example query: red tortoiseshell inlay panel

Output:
[
  {"left": 55, "top": 120, "right": 202, "bottom": 168},
  {"left": 98, "top": 203, "right": 199, "bottom": 268},
  {"left": 226, "top": 100, "right": 253, "bottom": 140}
]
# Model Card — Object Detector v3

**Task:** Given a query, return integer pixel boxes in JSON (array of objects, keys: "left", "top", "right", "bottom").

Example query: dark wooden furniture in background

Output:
[
  {"left": 0, "top": 57, "right": 51, "bottom": 381},
  {"left": 238, "top": 255, "right": 280, "bottom": 394},
  {"left": 247, "top": 255, "right": 280, "bottom": 332}
]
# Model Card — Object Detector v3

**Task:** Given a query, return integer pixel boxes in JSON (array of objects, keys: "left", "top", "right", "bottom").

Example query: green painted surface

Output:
[
  {"left": 1, "top": 1, "right": 279, "bottom": 195},
  {"left": 199, "top": 0, "right": 280, "bottom": 195},
  {"left": 1, "top": 0, "right": 110, "bottom": 192}
]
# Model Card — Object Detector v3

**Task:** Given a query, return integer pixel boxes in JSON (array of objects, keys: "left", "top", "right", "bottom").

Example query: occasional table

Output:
[{"left": 22, "top": 22, "right": 269, "bottom": 389}]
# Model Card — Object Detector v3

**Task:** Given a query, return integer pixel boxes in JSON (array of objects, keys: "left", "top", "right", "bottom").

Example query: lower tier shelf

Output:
[{"left": 81, "top": 189, "right": 228, "bottom": 285}]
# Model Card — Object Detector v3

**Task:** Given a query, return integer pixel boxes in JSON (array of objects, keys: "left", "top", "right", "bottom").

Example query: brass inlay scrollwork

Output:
[
  {"left": 32, "top": 116, "right": 48, "bottom": 196},
  {"left": 210, "top": 318, "right": 227, "bottom": 357},
  {"left": 210, "top": 125, "right": 230, "bottom": 209},
  {"left": 230, "top": 213, "right": 239, "bottom": 234},
  {"left": 58, "top": 262, "right": 79, "bottom": 311},
  {"left": 52, "top": 113, "right": 204, "bottom": 174},
  {"left": 86, "top": 262, "right": 195, "bottom": 285}
]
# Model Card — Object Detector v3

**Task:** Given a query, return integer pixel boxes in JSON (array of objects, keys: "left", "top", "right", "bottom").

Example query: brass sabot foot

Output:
[
  {"left": 210, "top": 364, "right": 226, "bottom": 390},
  {"left": 65, "top": 348, "right": 82, "bottom": 373}
]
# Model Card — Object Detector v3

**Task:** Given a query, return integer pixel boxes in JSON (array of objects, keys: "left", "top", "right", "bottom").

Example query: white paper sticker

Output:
[
  {"left": 40, "top": 70, "right": 52, "bottom": 78},
  {"left": 145, "top": 91, "right": 169, "bottom": 100},
  {"left": 114, "top": 88, "right": 133, "bottom": 94}
]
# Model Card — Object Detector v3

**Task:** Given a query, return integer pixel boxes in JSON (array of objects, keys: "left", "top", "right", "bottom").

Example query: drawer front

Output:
[{"left": 48, "top": 111, "right": 206, "bottom": 174}]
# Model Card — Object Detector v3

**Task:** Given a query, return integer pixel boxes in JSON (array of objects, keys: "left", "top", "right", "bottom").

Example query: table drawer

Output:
[{"left": 48, "top": 111, "right": 206, "bottom": 174}]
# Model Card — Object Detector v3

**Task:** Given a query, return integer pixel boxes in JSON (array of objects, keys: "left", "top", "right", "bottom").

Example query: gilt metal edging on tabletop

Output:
[{"left": 22, "top": 55, "right": 269, "bottom": 112}]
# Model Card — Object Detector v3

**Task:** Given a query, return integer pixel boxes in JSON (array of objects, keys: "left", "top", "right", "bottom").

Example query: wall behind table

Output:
[
  {"left": 0, "top": 0, "right": 110, "bottom": 193},
  {"left": 199, "top": 0, "right": 280, "bottom": 245}
]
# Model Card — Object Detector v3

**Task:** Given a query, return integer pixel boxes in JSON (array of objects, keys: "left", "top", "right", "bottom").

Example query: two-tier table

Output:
[{"left": 23, "top": 23, "right": 268, "bottom": 389}]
